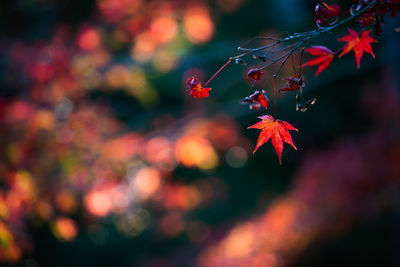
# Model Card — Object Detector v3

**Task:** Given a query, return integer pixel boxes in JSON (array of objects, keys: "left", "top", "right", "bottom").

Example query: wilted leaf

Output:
[{"left": 241, "top": 90, "right": 269, "bottom": 110}]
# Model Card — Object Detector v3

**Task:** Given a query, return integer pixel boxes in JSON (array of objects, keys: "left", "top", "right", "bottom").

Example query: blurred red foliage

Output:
[{"left": 0, "top": 0, "right": 253, "bottom": 262}]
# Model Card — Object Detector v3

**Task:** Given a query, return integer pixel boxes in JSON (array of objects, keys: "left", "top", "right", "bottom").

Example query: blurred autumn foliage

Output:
[
  {"left": 0, "top": 0, "right": 400, "bottom": 266},
  {"left": 0, "top": 0, "right": 250, "bottom": 263}
]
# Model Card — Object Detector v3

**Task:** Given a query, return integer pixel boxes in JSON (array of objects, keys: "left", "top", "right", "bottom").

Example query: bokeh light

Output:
[
  {"left": 183, "top": 6, "right": 215, "bottom": 44},
  {"left": 52, "top": 217, "right": 78, "bottom": 241}
]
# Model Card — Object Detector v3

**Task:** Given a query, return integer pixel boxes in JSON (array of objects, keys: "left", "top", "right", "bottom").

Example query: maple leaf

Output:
[
  {"left": 248, "top": 115, "right": 298, "bottom": 164},
  {"left": 240, "top": 90, "right": 269, "bottom": 110},
  {"left": 338, "top": 28, "right": 377, "bottom": 68},
  {"left": 302, "top": 46, "right": 335, "bottom": 76},
  {"left": 187, "top": 83, "right": 211, "bottom": 99},
  {"left": 185, "top": 76, "right": 211, "bottom": 99}
]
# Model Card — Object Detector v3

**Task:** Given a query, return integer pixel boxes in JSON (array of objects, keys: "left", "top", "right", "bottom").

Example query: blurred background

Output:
[{"left": 0, "top": 0, "right": 400, "bottom": 266}]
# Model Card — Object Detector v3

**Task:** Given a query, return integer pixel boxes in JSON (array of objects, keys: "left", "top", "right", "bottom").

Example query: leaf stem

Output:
[
  {"left": 204, "top": 59, "right": 232, "bottom": 87},
  {"left": 273, "top": 76, "right": 277, "bottom": 120},
  {"left": 299, "top": 39, "right": 311, "bottom": 76}
]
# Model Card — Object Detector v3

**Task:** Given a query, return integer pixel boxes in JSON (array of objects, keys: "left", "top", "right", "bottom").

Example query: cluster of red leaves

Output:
[
  {"left": 186, "top": 76, "right": 211, "bottom": 99},
  {"left": 353, "top": 0, "right": 400, "bottom": 34},
  {"left": 185, "top": 0, "right": 398, "bottom": 164},
  {"left": 242, "top": 70, "right": 300, "bottom": 163},
  {"left": 240, "top": 70, "right": 299, "bottom": 162},
  {"left": 303, "top": 28, "right": 377, "bottom": 75},
  {"left": 243, "top": 2, "right": 384, "bottom": 161},
  {"left": 303, "top": 0, "right": 396, "bottom": 75}
]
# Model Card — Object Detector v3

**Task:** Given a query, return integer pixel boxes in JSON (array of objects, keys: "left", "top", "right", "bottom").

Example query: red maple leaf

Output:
[
  {"left": 185, "top": 76, "right": 211, "bottom": 99},
  {"left": 338, "top": 28, "right": 377, "bottom": 68},
  {"left": 302, "top": 46, "right": 335, "bottom": 76},
  {"left": 187, "top": 83, "right": 211, "bottom": 99},
  {"left": 248, "top": 115, "right": 298, "bottom": 164}
]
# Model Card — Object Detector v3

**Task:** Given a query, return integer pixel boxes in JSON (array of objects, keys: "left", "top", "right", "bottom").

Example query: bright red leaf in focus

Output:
[
  {"left": 338, "top": 28, "right": 377, "bottom": 68},
  {"left": 186, "top": 76, "right": 211, "bottom": 99},
  {"left": 248, "top": 115, "right": 298, "bottom": 164},
  {"left": 302, "top": 46, "right": 335, "bottom": 76}
]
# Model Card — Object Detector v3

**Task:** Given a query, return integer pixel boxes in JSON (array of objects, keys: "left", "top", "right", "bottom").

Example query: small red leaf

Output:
[
  {"left": 338, "top": 28, "right": 377, "bottom": 68},
  {"left": 302, "top": 46, "right": 335, "bottom": 76},
  {"left": 185, "top": 76, "right": 211, "bottom": 99},
  {"left": 248, "top": 115, "right": 298, "bottom": 164},
  {"left": 187, "top": 83, "right": 211, "bottom": 99}
]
